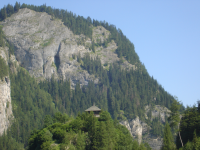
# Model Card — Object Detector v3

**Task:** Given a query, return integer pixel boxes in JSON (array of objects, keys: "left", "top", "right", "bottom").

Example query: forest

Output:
[
  {"left": 161, "top": 100, "right": 200, "bottom": 150},
  {"left": 1, "top": 2, "right": 199, "bottom": 150},
  {"left": 27, "top": 111, "right": 151, "bottom": 150}
]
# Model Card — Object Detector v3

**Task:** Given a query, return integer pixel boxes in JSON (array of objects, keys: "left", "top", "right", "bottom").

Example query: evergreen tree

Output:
[
  {"left": 14, "top": 2, "right": 20, "bottom": 12},
  {"left": 168, "top": 97, "right": 184, "bottom": 147},
  {"left": 161, "top": 122, "right": 176, "bottom": 150},
  {"left": 76, "top": 130, "right": 86, "bottom": 150},
  {"left": 168, "top": 97, "right": 181, "bottom": 130}
]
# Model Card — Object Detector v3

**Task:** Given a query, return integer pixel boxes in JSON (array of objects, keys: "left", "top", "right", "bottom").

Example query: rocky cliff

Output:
[
  {"left": 120, "top": 116, "right": 147, "bottom": 145},
  {"left": 0, "top": 47, "right": 13, "bottom": 135},
  {"left": 1, "top": 8, "right": 134, "bottom": 88},
  {"left": 120, "top": 105, "right": 170, "bottom": 150}
]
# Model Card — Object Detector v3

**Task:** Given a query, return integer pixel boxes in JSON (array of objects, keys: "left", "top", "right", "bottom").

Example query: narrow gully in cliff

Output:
[{"left": 54, "top": 43, "right": 61, "bottom": 71}]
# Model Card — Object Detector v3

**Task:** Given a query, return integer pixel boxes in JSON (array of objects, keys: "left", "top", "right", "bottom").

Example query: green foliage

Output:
[
  {"left": 144, "top": 142, "right": 152, "bottom": 150},
  {"left": 8, "top": 42, "right": 15, "bottom": 56},
  {"left": 151, "top": 116, "right": 164, "bottom": 136},
  {"left": 0, "top": 130, "right": 24, "bottom": 150},
  {"left": 91, "top": 40, "right": 95, "bottom": 53},
  {"left": 0, "top": 25, "right": 5, "bottom": 47},
  {"left": 44, "top": 115, "right": 53, "bottom": 128},
  {"left": 14, "top": 2, "right": 20, "bottom": 13},
  {"left": 179, "top": 131, "right": 200, "bottom": 150},
  {"left": 168, "top": 97, "right": 181, "bottom": 130},
  {"left": 53, "top": 112, "right": 69, "bottom": 124},
  {"left": 176, "top": 102, "right": 200, "bottom": 149},
  {"left": 0, "top": 56, "right": 9, "bottom": 80},
  {"left": 161, "top": 122, "right": 176, "bottom": 150},
  {"left": 38, "top": 52, "right": 178, "bottom": 126},
  {"left": 0, "top": 6, "right": 7, "bottom": 21},
  {"left": 40, "top": 38, "right": 53, "bottom": 47},
  {"left": 80, "top": 53, "right": 176, "bottom": 120},
  {"left": 0, "top": 25, "right": 15, "bottom": 55},
  {"left": 8, "top": 68, "right": 57, "bottom": 147},
  {"left": 28, "top": 111, "right": 147, "bottom": 150}
]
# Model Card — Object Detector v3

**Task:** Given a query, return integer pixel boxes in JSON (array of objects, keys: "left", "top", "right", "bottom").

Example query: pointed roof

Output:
[{"left": 85, "top": 104, "right": 101, "bottom": 112}]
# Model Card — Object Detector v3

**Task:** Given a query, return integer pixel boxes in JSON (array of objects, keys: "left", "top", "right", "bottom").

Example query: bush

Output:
[{"left": 0, "top": 56, "right": 9, "bottom": 80}]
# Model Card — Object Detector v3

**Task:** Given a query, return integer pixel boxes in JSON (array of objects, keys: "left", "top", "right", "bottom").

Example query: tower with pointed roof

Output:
[{"left": 85, "top": 104, "right": 101, "bottom": 117}]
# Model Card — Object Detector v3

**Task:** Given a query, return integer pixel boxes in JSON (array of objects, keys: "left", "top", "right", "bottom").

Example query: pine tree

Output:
[
  {"left": 98, "top": 121, "right": 109, "bottom": 149},
  {"left": 76, "top": 130, "right": 86, "bottom": 150},
  {"left": 168, "top": 97, "right": 183, "bottom": 147},
  {"left": 168, "top": 97, "right": 181, "bottom": 130},
  {"left": 161, "top": 122, "right": 176, "bottom": 150},
  {"left": 14, "top": 2, "right": 20, "bottom": 12}
]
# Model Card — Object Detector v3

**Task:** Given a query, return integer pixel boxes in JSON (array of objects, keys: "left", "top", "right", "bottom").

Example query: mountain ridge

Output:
[
  {"left": 1, "top": 8, "right": 137, "bottom": 88},
  {"left": 0, "top": 4, "right": 184, "bottom": 150}
]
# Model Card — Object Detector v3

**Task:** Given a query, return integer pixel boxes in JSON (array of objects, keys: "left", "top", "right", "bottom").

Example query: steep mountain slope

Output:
[
  {"left": 1, "top": 8, "right": 97, "bottom": 88},
  {"left": 0, "top": 4, "right": 184, "bottom": 150},
  {"left": 121, "top": 105, "right": 170, "bottom": 150},
  {"left": 1, "top": 8, "right": 136, "bottom": 88},
  {"left": 0, "top": 45, "right": 13, "bottom": 135}
]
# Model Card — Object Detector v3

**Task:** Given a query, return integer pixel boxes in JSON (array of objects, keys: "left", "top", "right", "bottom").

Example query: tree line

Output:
[
  {"left": 28, "top": 111, "right": 151, "bottom": 150},
  {"left": 162, "top": 100, "right": 200, "bottom": 150}
]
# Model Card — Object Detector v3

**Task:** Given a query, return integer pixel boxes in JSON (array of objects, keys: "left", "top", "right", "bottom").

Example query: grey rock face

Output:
[
  {"left": 1, "top": 8, "right": 97, "bottom": 87},
  {"left": 92, "top": 26, "right": 110, "bottom": 43},
  {"left": 120, "top": 116, "right": 148, "bottom": 145},
  {"left": 143, "top": 135, "right": 163, "bottom": 150},
  {"left": 145, "top": 105, "right": 170, "bottom": 123},
  {"left": 120, "top": 105, "right": 170, "bottom": 150},
  {"left": 1, "top": 9, "right": 136, "bottom": 87},
  {"left": 0, "top": 47, "right": 13, "bottom": 135},
  {"left": 91, "top": 26, "right": 136, "bottom": 70}
]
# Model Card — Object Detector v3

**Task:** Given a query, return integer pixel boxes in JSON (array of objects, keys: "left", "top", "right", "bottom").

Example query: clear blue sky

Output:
[{"left": 1, "top": 0, "right": 199, "bottom": 107}]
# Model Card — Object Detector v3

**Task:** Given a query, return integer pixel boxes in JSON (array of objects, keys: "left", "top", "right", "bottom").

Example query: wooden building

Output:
[{"left": 85, "top": 104, "right": 101, "bottom": 117}]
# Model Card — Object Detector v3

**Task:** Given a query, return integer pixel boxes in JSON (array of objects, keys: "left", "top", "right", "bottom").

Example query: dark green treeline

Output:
[
  {"left": 0, "top": 68, "right": 57, "bottom": 150},
  {"left": 160, "top": 101, "right": 200, "bottom": 150},
  {"left": 28, "top": 111, "right": 151, "bottom": 150},
  {"left": 176, "top": 103, "right": 200, "bottom": 149}
]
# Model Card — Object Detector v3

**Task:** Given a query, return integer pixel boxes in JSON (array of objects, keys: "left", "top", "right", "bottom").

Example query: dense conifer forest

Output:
[{"left": 1, "top": 2, "right": 197, "bottom": 150}]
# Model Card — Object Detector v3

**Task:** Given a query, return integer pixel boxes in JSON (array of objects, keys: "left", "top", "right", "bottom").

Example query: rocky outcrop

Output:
[
  {"left": 91, "top": 26, "right": 136, "bottom": 70},
  {"left": 1, "top": 9, "right": 136, "bottom": 87},
  {"left": 120, "top": 116, "right": 148, "bottom": 144},
  {"left": 0, "top": 47, "right": 13, "bottom": 135},
  {"left": 143, "top": 134, "right": 163, "bottom": 150},
  {"left": 145, "top": 105, "right": 170, "bottom": 122},
  {"left": 1, "top": 8, "right": 98, "bottom": 87},
  {"left": 120, "top": 105, "right": 170, "bottom": 150}
]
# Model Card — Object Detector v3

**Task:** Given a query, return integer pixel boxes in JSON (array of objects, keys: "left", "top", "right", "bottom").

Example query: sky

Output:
[{"left": 1, "top": 0, "right": 200, "bottom": 107}]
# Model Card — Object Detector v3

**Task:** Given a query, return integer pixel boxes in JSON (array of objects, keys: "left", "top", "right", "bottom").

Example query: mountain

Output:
[{"left": 0, "top": 3, "right": 184, "bottom": 150}]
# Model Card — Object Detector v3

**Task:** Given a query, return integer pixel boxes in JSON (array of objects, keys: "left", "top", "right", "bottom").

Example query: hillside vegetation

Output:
[
  {"left": 0, "top": 2, "right": 188, "bottom": 150},
  {"left": 28, "top": 111, "right": 150, "bottom": 150}
]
